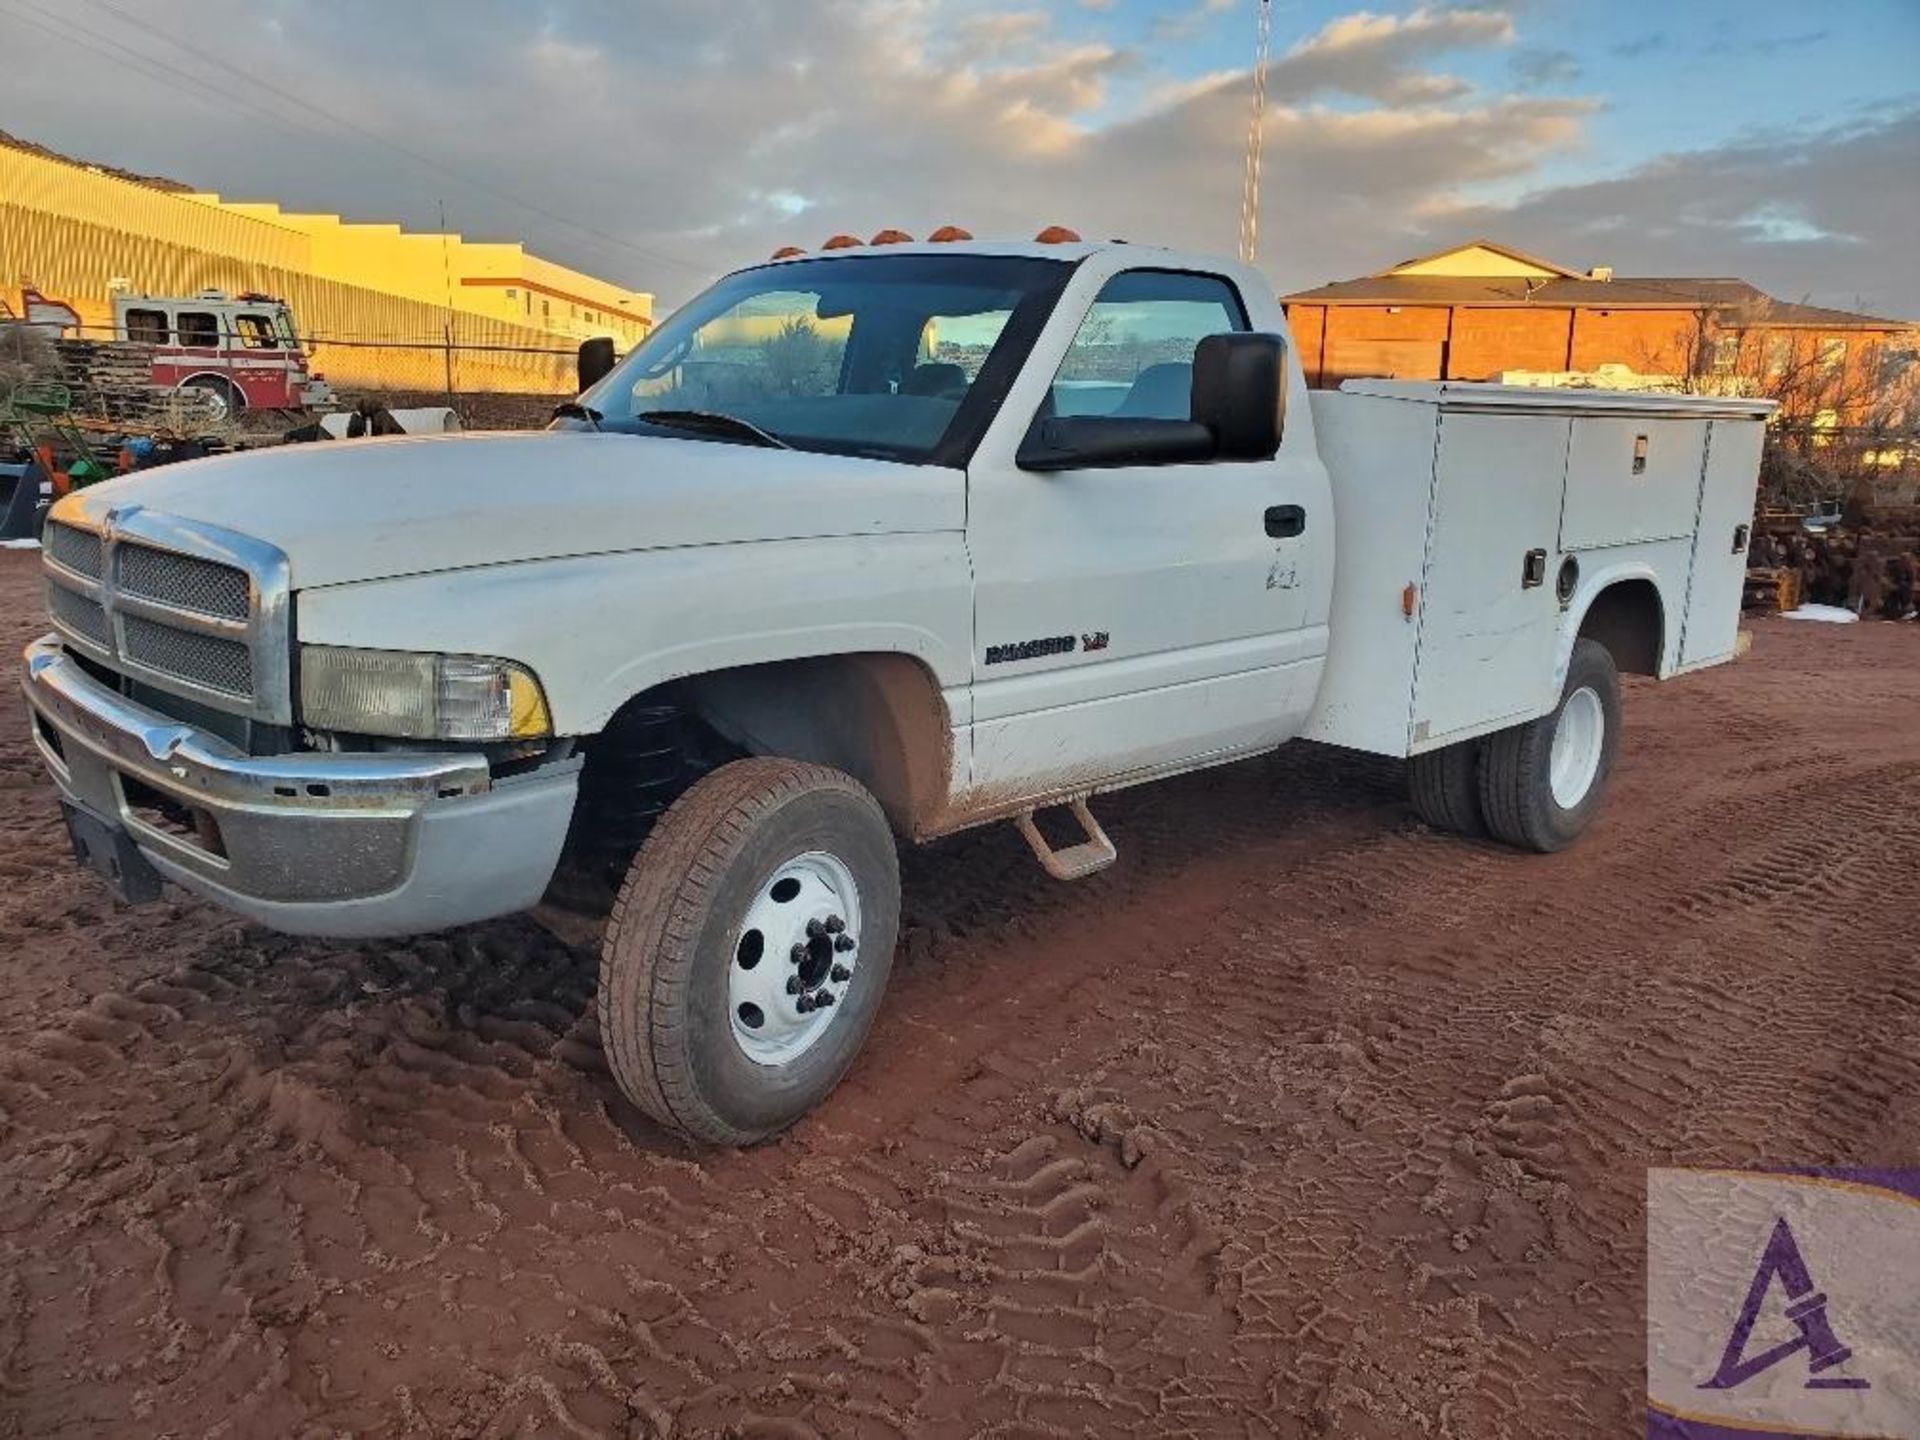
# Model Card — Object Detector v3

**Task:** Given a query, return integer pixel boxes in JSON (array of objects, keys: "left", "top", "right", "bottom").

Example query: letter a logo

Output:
[{"left": 1700, "top": 1217, "right": 1869, "bottom": 1392}]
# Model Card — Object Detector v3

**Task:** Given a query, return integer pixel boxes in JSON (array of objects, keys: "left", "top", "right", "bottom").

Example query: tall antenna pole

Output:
[{"left": 1239, "top": 0, "right": 1273, "bottom": 265}]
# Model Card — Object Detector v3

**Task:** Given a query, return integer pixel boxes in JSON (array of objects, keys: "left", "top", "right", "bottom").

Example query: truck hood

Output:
[{"left": 71, "top": 431, "right": 962, "bottom": 588}]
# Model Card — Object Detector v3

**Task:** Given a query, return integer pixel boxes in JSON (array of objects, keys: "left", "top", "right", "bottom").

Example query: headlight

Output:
[{"left": 299, "top": 646, "right": 552, "bottom": 741}]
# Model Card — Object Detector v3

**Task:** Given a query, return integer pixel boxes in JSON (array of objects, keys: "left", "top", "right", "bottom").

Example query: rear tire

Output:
[
  {"left": 1479, "top": 638, "right": 1621, "bottom": 853},
  {"left": 598, "top": 757, "right": 900, "bottom": 1145},
  {"left": 1408, "top": 739, "right": 1485, "bottom": 836}
]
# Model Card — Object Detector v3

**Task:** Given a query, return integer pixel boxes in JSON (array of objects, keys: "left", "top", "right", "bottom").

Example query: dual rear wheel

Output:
[{"left": 1409, "top": 638, "right": 1621, "bottom": 852}]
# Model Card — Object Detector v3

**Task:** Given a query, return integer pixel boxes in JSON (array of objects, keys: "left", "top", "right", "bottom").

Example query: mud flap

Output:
[{"left": 61, "top": 801, "right": 164, "bottom": 905}]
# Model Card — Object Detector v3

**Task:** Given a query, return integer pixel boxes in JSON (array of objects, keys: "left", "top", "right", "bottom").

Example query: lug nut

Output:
[
  {"left": 790, "top": 942, "right": 807, "bottom": 965},
  {"left": 796, "top": 994, "right": 815, "bottom": 1014},
  {"left": 833, "top": 933, "right": 855, "bottom": 953},
  {"left": 824, "top": 915, "right": 845, "bottom": 935},
  {"left": 830, "top": 964, "right": 851, "bottom": 983},
  {"left": 806, "top": 917, "right": 827, "bottom": 939},
  {"left": 786, "top": 974, "right": 804, "bottom": 995},
  {"left": 814, "top": 990, "right": 835, "bottom": 1008}
]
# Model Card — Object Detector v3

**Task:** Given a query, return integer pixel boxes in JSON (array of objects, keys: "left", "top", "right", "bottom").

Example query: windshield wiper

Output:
[
  {"left": 638, "top": 409, "right": 792, "bottom": 449},
  {"left": 551, "top": 401, "right": 602, "bottom": 430}
]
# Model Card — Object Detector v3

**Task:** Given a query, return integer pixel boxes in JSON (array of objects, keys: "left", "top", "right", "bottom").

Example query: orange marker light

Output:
[
  {"left": 770, "top": 245, "right": 806, "bottom": 260},
  {"left": 927, "top": 225, "right": 974, "bottom": 242},
  {"left": 1401, "top": 583, "right": 1418, "bottom": 619},
  {"left": 870, "top": 228, "right": 913, "bottom": 245},
  {"left": 1035, "top": 225, "right": 1082, "bottom": 244},
  {"left": 822, "top": 233, "right": 863, "bottom": 250}
]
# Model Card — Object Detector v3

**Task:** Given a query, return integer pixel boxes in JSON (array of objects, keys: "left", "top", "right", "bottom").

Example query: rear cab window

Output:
[
  {"left": 124, "top": 308, "right": 169, "bottom": 344},
  {"left": 176, "top": 312, "right": 221, "bottom": 348}
]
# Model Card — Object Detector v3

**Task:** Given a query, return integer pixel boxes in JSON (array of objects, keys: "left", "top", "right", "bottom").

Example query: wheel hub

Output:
[
  {"left": 729, "top": 851, "right": 861, "bottom": 1065},
  {"left": 1549, "top": 685, "right": 1605, "bottom": 809}
]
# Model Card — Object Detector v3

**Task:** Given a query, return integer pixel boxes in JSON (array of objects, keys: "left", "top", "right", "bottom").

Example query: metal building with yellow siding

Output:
[{"left": 0, "top": 138, "right": 654, "bottom": 393}]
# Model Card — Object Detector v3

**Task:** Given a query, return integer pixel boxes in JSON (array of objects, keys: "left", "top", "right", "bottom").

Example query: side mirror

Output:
[
  {"left": 1191, "top": 332, "right": 1287, "bottom": 460},
  {"left": 577, "top": 336, "right": 617, "bottom": 391},
  {"left": 1017, "top": 416, "right": 1216, "bottom": 472}
]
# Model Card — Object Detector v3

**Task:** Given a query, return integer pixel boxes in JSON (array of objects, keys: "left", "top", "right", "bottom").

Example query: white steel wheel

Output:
[
  {"left": 598, "top": 757, "right": 901, "bottom": 1146},
  {"left": 1478, "top": 638, "right": 1622, "bottom": 854},
  {"left": 1549, "top": 685, "right": 1605, "bottom": 808},
  {"left": 729, "top": 851, "right": 863, "bottom": 1065}
]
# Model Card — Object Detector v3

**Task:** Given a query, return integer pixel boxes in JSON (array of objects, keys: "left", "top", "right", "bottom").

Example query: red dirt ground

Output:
[{"left": 1, "top": 546, "right": 1915, "bottom": 1437}]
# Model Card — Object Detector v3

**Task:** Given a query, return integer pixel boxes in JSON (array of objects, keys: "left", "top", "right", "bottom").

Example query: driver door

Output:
[{"left": 963, "top": 267, "right": 1331, "bottom": 804}]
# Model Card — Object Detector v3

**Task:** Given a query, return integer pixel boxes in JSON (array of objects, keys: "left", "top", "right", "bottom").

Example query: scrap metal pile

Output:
[{"left": 1746, "top": 507, "right": 1920, "bottom": 620}]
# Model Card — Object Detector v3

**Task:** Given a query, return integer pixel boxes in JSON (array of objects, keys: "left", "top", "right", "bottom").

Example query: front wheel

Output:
[
  {"left": 1479, "top": 638, "right": 1622, "bottom": 852},
  {"left": 598, "top": 758, "right": 900, "bottom": 1145}
]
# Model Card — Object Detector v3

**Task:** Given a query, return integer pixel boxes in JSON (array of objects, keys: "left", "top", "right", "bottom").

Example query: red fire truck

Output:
[{"left": 110, "top": 289, "right": 333, "bottom": 419}]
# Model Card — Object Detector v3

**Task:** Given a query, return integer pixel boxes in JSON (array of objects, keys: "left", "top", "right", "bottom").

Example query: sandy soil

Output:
[{"left": 1, "top": 546, "right": 1915, "bottom": 1437}]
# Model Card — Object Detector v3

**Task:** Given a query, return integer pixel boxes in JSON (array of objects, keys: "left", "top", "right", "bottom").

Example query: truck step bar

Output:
[{"left": 1015, "top": 798, "right": 1117, "bottom": 882}]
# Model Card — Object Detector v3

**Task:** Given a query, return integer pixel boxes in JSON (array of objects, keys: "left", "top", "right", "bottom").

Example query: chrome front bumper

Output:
[{"left": 21, "top": 635, "right": 580, "bottom": 937}]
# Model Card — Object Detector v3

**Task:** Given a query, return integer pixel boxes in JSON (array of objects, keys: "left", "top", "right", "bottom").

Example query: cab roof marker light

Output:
[
  {"left": 927, "top": 225, "right": 973, "bottom": 242},
  {"left": 770, "top": 245, "right": 806, "bottom": 260},
  {"left": 1035, "top": 225, "right": 1082, "bottom": 244},
  {"left": 869, "top": 228, "right": 913, "bottom": 245},
  {"left": 821, "top": 234, "right": 863, "bottom": 250}
]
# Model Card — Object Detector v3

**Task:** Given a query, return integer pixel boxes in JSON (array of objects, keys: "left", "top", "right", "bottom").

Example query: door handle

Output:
[
  {"left": 1265, "top": 504, "right": 1306, "bottom": 539},
  {"left": 1732, "top": 523, "right": 1751, "bottom": 554},
  {"left": 1522, "top": 548, "right": 1548, "bottom": 588}
]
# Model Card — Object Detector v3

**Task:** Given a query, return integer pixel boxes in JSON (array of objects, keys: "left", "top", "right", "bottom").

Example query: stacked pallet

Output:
[{"left": 49, "top": 339, "right": 220, "bottom": 433}]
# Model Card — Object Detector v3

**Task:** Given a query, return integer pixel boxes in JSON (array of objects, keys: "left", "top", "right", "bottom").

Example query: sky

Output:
[{"left": 2, "top": 0, "right": 1915, "bottom": 317}]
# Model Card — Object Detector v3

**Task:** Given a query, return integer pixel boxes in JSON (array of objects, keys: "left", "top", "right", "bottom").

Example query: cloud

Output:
[
  {"left": 1426, "top": 108, "right": 1920, "bottom": 317},
  {"left": 3, "top": 0, "right": 1908, "bottom": 322},
  {"left": 1509, "top": 46, "right": 1579, "bottom": 90},
  {"left": 1266, "top": 5, "right": 1515, "bottom": 103}
]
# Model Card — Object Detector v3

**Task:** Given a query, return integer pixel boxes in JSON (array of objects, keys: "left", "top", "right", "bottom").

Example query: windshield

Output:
[{"left": 575, "top": 253, "right": 1074, "bottom": 465}]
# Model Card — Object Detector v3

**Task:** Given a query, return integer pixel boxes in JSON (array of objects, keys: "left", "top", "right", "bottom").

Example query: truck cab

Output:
[
  {"left": 24, "top": 234, "right": 1768, "bottom": 1144},
  {"left": 113, "top": 289, "right": 332, "bottom": 417}
]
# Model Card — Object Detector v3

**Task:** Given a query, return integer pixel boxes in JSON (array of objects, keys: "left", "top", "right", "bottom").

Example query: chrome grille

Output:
[
  {"left": 46, "top": 583, "right": 110, "bottom": 648},
  {"left": 121, "top": 614, "right": 253, "bottom": 697},
  {"left": 38, "top": 510, "right": 291, "bottom": 723},
  {"left": 117, "top": 543, "right": 250, "bottom": 619},
  {"left": 44, "top": 522, "right": 104, "bottom": 579}
]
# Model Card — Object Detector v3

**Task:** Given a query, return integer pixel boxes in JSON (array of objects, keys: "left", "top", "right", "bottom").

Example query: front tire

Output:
[
  {"left": 599, "top": 758, "right": 900, "bottom": 1145},
  {"left": 1479, "top": 638, "right": 1621, "bottom": 853}
]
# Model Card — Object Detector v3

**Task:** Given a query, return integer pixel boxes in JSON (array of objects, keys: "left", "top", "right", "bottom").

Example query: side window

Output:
[
  {"left": 177, "top": 311, "right": 220, "bottom": 347},
  {"left": 235, "top": 313, "right": 279, "bottom": 349},
  {"left": 1048, "top": 271, "right": 1248, "bottom": 420},
  {"left": 124, "top": 308, "right": 169, "bottom": 344}
]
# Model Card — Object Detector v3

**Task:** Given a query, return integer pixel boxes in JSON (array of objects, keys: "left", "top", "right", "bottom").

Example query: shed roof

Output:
[{"left": 1281, "top": 271, "right": 1906, "bottom": 329}]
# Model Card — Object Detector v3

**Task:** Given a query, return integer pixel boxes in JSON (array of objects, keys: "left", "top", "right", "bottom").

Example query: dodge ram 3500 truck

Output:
[{"left": 23, "top": 235, "right": 1771, "bottom": 1143}]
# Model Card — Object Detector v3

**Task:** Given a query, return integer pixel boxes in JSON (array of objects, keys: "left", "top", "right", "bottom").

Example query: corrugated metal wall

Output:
[{"left": 1, "top": 147, "right": 579, "bottom": 392}]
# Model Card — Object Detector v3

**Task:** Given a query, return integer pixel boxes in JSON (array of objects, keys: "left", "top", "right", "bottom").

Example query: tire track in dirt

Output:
[{"left": 3, "top": 550, "right": 1918, "bottom": 1437}]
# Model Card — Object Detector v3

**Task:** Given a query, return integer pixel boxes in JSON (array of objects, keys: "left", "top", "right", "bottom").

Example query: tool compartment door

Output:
[
  {"left": 1678, "top": 418, "right": 1764, "bottom": 668},
  {"left": 1409, "top": 411, "right": 1570, "bottom": 747},
  {"left": 1561, "top": 416, "right": 1709, "bottom": 550}
]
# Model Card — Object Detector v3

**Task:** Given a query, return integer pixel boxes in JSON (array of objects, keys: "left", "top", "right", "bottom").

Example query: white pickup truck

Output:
[{"left": 23, "top": 235, "right": 1770, "bottom": 1142}]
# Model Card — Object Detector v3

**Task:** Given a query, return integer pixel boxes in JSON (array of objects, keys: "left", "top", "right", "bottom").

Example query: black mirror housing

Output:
[
  {"left": 1017, "top": 416, "right": 1216, "bottom": 472},
  {"left": 577, "top": 336, "right": 617, "bottom": 392},
  {"left": 1192, "top": 332, "right": 1287, "bottom": 460}
]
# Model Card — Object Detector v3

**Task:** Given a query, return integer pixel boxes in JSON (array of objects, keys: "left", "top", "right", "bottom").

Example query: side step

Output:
[{"left": 1014, "top": 797, "right": 1117, "bottom": 882}]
